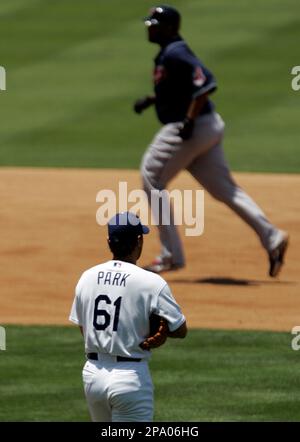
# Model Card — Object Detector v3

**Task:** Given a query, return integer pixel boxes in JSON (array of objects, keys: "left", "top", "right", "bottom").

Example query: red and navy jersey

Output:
[{"left": 153, "top": 37, "right": 217, "bottom": 124}]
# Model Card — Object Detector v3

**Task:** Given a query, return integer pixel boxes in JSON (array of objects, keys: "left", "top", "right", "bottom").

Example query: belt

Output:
[{"left": 87, "top": 352, "right": 142, "bottom": 362}]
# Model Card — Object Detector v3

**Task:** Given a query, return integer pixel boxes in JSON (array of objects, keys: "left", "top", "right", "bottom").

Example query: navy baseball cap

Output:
[
  {"left": 144, "top": 5, "right": 181, "bottom": 28},
  {"left": 108, "top": 212, "right": 150, "bottom": 238}
]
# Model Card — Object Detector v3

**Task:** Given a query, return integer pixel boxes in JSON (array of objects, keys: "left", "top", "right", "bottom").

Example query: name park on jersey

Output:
[{"left": 97, "top": 271, "right": 131, "bottom": 287}]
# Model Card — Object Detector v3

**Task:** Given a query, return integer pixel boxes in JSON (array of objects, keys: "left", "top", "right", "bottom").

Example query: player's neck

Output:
[
  {"left": 159, "top": 34, "right": 181, "bottom": 48},
  {"left": 112, "top": 256, "right": 137, "bottom": 265}
]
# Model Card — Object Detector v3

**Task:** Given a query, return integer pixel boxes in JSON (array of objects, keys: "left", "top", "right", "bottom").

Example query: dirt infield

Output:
[{"left": 0, "top": 168, "right": 299, "bottom": 331}]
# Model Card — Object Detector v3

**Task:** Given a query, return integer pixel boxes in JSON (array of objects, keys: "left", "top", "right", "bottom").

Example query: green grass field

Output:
[
  {"left": 0, "top": 326, "right": 299, "bottom": 422},
  {"left": 0, "top": 0, "right": 299, "bottom": 171}
]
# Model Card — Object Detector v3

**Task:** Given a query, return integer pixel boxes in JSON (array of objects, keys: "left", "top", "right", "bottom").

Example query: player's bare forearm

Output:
[
  {"left": 146, "top": 95, "right": 156, "bottom": 105},
  {"left": 167, "top": 321, "right": 187, "bottom": 339},
  {"left": 186, "top": 93, "right": 209, "bottom": 120},
  {"left": 178, "top": 94, "right": 209, "bottom": 139},
  {"left": 134, "top": 95, "right": 156, "bottom": 114}
]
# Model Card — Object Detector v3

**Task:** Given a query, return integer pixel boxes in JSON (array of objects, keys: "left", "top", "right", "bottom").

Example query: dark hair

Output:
[{"left": 108, "top": 234, "right": 140, "bottom": 258}]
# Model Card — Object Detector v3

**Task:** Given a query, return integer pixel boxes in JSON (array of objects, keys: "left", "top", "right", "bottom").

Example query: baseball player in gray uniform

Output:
[
  {"left": 134, "top": 5, "right": 289, "bottom": 277},
  {"left": 69, "top": 211, "right": 187, "bottom": 422}
]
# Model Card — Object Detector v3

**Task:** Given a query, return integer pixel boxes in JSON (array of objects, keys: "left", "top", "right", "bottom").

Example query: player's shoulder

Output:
[
  {"left": 164, "top": 39, "right": 189, "bottom": 57},
  {"left": 135, "top": 265, "right": 168, "bottom": 289},
  {"left": 77, "top": 261, "right": 109, "bottom": 282}
]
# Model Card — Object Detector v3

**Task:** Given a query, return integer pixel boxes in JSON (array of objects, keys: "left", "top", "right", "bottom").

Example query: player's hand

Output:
[
  {"left": 133, "top": 96, "right": 154, "bottom": 114},
  {"left": 178, "top": 117, "right": 194, "bottom": 140}
]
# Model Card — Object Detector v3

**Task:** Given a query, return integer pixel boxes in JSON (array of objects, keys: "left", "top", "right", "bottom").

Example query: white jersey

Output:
[{"left": 69, "top": 260, "right": 185, "bottom": 360}]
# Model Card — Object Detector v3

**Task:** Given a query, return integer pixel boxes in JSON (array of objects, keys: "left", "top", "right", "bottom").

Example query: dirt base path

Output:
[{"left": 0, "top": 168, "right": 299, "bottom": 331}]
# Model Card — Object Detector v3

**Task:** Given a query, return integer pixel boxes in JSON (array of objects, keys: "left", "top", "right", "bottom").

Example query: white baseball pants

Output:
[
  {"left": 141, "top": 112, "right": 283, "bottom": 266},
  {"left": 82, "top": 357, "right": 153, "bottom": 422}
]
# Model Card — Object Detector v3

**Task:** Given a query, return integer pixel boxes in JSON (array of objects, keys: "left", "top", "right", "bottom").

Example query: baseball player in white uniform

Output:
[
  {"left": 69, "top": 212, "right": 187, "bottom": 422},
  {"left": 134, "top": 5, "right": 289, "bottom": 277}
]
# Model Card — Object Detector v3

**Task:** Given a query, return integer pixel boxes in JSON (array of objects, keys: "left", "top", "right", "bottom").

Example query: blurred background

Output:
[{"left": 0, "top": 0, "right": 299, "bottom": 172}]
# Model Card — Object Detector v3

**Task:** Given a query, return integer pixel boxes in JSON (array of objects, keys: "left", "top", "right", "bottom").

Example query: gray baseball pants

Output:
[{"left": 141, "top": 112, "right": 283, "bottom": 266}]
